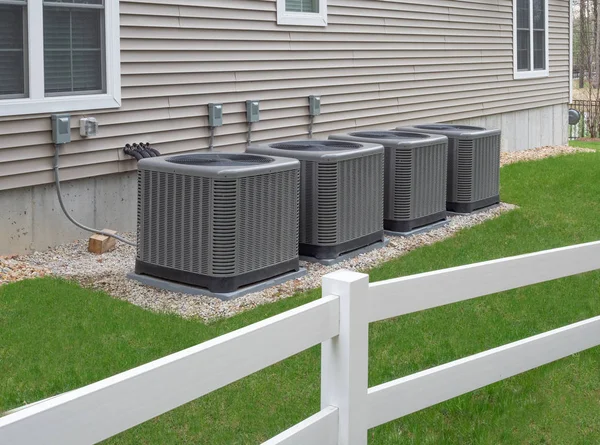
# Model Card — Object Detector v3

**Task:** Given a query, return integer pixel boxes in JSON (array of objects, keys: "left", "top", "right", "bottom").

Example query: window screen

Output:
[
  {"left": 43, "top": 0, "right": 104, "bottom": 95},
  {"left": 532, "top": 0, "right": 545, "bottom": 70},
  {"left": 516, "top": 0, "right": 530, "bottom": 71},
  {"left": 286, "top": 0, "right": 318, "bottom": 13},
  {"left": 0, "top": 1, "right": 26, "bottom": 97}
]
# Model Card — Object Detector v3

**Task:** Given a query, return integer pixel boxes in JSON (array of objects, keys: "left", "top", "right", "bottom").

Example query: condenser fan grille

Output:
[
  {"left": 350, "top": 131, "right": 430, "bottom": 140},
  {"left": 271, "top": 141, "right": 363, "bottom": 151},
  {"left": 167, "top": 154, "right": 274, "bottom": 166}
]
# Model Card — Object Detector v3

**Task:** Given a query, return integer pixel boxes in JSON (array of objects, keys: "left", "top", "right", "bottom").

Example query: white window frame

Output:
[
  {"left": 513, "top": 0, "right": 549, "bottom": 80},
  {"left": 277, "top": 0, "right": 327, "bottom": 27},
  {"left": 0, "top": 0, "right": 121, "bottom": 117}
]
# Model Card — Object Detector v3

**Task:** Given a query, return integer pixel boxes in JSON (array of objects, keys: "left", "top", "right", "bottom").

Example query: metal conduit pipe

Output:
[
  {"left": 143, "top": 143, "right": 161, "bottom": 157},
  {"left": 308, "top": 116, "right": 315, "bottom": 139},
  {"left": 124, "top": 144, "right": 144, "bottom": 161}
]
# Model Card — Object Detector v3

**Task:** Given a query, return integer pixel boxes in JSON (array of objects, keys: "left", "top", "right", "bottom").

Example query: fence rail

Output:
[
  {"left": 368, "top": 241, "right": 600, "bottom": 322},
  {"left": 264, "top": 406, "right": 339, "bottom": 445},
  {"left": 1, "top": 241, "right": 600, "bottom": 445},
  {"left": 367, "top": 315, "right": 600, "bottom": 429},
  {"left": 0, "top": 295, "right": 340, "bottom": 445}
]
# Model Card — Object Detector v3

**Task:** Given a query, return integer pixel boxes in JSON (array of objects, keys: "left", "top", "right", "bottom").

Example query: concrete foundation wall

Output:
[
  {"left": 1, "top": 172, "right": 137, "bottom": 255},
  {"left": 450, "top": 104, "right": 569, "bottom": 152},
  {"left": 0, "top": 103, "right": 569, "bottom": 255}
]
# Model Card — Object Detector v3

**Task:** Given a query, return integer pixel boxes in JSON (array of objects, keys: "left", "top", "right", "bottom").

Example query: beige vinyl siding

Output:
[{"left": 0, "top": 0, "right": 570, "bottom": 190}]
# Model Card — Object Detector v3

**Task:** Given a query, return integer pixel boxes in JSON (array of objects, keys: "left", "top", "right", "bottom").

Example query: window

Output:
[
  {"left": 277, "top": 0, "right": 327, "bottom": 27},
  {"left": 0, "top": 0, "right": 120, "bottom": 117},
  {"left": 514, "top": 0, "right": 549, "bottom": 79},
  {"left": 0, "top": 2, "right": 26, "bottom": 98}
]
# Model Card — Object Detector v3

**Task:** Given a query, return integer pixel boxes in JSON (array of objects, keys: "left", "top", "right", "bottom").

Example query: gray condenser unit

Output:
[
  {"left": 247, "top": 140, "right": 384, "bottom": 260},
  {"left": 396, "top": 125, "right": 501, "bottom": 213},
  {"left": 135, "top": 153, "right": 301, "bottom": 293},
  {"left": 329, "top": 131, "right": 448, "bottom": 233}
]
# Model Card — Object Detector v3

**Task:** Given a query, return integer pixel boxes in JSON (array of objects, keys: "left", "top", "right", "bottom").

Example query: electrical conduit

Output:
[{"left": 53, "top": 144, "right": 137, "bottom": 247}]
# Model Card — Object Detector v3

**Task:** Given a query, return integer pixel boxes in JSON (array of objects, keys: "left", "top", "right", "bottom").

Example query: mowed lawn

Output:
[
  {"left": 1, "top": 149, "right": 600, "bottom": 444},
  {"left": 569, "top": 139, "right": 600, "bottom": 151}
]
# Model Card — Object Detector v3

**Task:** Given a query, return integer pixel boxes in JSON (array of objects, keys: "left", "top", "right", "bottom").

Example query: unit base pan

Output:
[
  {"left": 384, "top": 211, "right": 447, "bottom": 233},
  {"left": 447, "top": 195, "right": 500, "bottom": 214},
  {"left": 134, "top": 258, "right": 300, "bottom": 294},
  {"left": 300, "top": 239, "right": 390, "bottom": 266},
  {"left": 127, "top": 268, "right": 307, "bottom": 301},
  {"left": 447, "top": 202, "right": 503, "bottom": 216},
  {"left": 299, "top": 231, "right": 385, "bottom": 260},
  {"left": 385, "top": 219, "right": 449, "bottom": 237}
]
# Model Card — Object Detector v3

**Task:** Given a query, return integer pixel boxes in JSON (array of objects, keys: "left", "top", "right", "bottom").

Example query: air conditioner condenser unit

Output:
[
  {"left": 329, "top": 130, "right": 448, "bottom": 233},
  {"left": 247, "top": 140, "right": 385, "bottom": 260},
  {"left": 135, "top": 153, "right": 301, "bottom": 293},
  {"left": 396, "top": 124, "right": 501, "bottom": 213}
]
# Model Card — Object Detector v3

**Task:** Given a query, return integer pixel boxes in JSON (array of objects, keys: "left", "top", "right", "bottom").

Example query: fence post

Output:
[{"left": 321, "top": 270, "right": 370, "bottom": 445}]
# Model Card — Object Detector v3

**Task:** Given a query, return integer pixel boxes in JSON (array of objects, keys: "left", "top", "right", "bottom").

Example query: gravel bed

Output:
[
  {"left": 0, "top": 258, "right": 51, "bottom": 284},
  {"left": 3, "top": 203, "right": 515, "bottom": 321},
  {"left": 0, "top": 144, "right": 589, "bottom": 321},
  {"left": 500, "top": 145, "right": 594, "bottom": 166}
]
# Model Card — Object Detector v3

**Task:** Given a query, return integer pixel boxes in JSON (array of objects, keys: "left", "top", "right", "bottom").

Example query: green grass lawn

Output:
[
  {"left": 570, "top": 139, "right": 600, "bottom": 150},
  {"left": 2, "top": 150, "right": 600, "bottom": 444}
]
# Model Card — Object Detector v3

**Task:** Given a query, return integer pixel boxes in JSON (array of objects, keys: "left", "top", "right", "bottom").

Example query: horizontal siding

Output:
[{"left": 0, "top": 0, "right": 570, "bottom": 190}]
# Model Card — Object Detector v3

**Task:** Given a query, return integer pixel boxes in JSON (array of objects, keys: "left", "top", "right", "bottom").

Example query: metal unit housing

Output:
[
  {"left": 396, "top": 124, "right": 501, "bottom": 213},
  {"left": 135, "top": 153, "right": 301, "bottom": 293},
  {"left": 329, "top": 131, "right": 448, "bottom": 233},
  {"left": 247, "top": 140, "right": 384, "bottom": 260}
]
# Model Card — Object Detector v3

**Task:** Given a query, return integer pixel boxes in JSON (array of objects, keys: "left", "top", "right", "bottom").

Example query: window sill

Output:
[
  {"left": 0, "top": 94, "right": 121, "bottom": 117},
  {"left": 277, "top": 12, "right": 327, "bottom": 27},
  {"left": 513, "top": 70, "right": 550, "bottom": 80}
]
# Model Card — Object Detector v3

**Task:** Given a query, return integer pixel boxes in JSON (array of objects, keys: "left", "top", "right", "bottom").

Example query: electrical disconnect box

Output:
[
  {"left": 79, "top": 117, "right": 98, "bottom": 137},
  {"left": 309, "top": 95, "right": 321, "bottom": 117},
  {"left": 51, "top": 114, "right": 71, "bottom": 144},
  {"left": 246, "top": 100, "right": 260, "bottom": 123},
  {"left": 208, "top": 103, "right": 223, "bottom": 127}
]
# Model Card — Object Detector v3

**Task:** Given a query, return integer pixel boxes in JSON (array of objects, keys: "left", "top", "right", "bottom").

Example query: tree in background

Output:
[{"left": 574, "top": 0, "right": 600, "bottom": 94}]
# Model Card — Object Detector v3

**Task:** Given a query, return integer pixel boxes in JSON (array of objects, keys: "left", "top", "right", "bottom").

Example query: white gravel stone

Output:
[
  {"left": 500, "top": 145, "right": 594, "bottom": 167},
  {"left": 1, "top": 144, "right": 589, "bottom": 321}
]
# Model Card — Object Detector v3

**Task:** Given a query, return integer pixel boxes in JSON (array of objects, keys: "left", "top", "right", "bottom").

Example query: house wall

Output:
[
  {"left": 0, "top": 0, "right": 571, "bottom": 253},
  {"left": 0, "top": 0, "right": 570, "bottom": 192}
]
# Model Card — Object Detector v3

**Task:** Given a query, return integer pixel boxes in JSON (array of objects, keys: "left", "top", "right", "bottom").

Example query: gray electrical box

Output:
[
  {"left": 246, "top": 100, "right": 260, "bottom": 123},
  {"left": 208, "top": 103, "right": 223, "bottom": 127},
  {"left": 309, "top": 96, "right": 321, "bottom": 117},
  {"left": 51, "top": 114, "right": 71, "bottom": 144}
]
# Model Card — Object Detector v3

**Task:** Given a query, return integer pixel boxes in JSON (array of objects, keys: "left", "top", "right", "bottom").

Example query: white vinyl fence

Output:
[{"left": 1, "top": 241, "right": 600, "bottom": 445}]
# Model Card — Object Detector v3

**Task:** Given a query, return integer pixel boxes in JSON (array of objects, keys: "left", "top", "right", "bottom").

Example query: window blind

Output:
[
  {"left": 286, "top": 0, "right": 318, "bottom": 13},
  {"left": 516, "top": 0, "right": 530, "bottom": 71},
  {"left": 0, "top": 2, "right": 26, "bottom": 96},
  {"left": 532, "top": 0, "right": 545, "bottom": 70},
  {"left": 43, "top": 0, "right": 104, "bottom": 95}
]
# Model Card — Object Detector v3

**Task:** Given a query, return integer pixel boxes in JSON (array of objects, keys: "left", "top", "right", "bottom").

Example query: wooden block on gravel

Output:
[{"left": 88, "top": 230, "right": 117, "bottom": 254}]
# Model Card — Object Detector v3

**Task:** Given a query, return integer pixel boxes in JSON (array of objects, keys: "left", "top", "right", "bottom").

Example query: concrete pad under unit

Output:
[
  {"left": 127, "top": 268, "right": 307, "bottom": 301},
  {"left": 385, "top": 219, "right": 449, "bottom": 237},
  {"left": 300, "top": 239, "right": 390, "bottom": 266}
]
